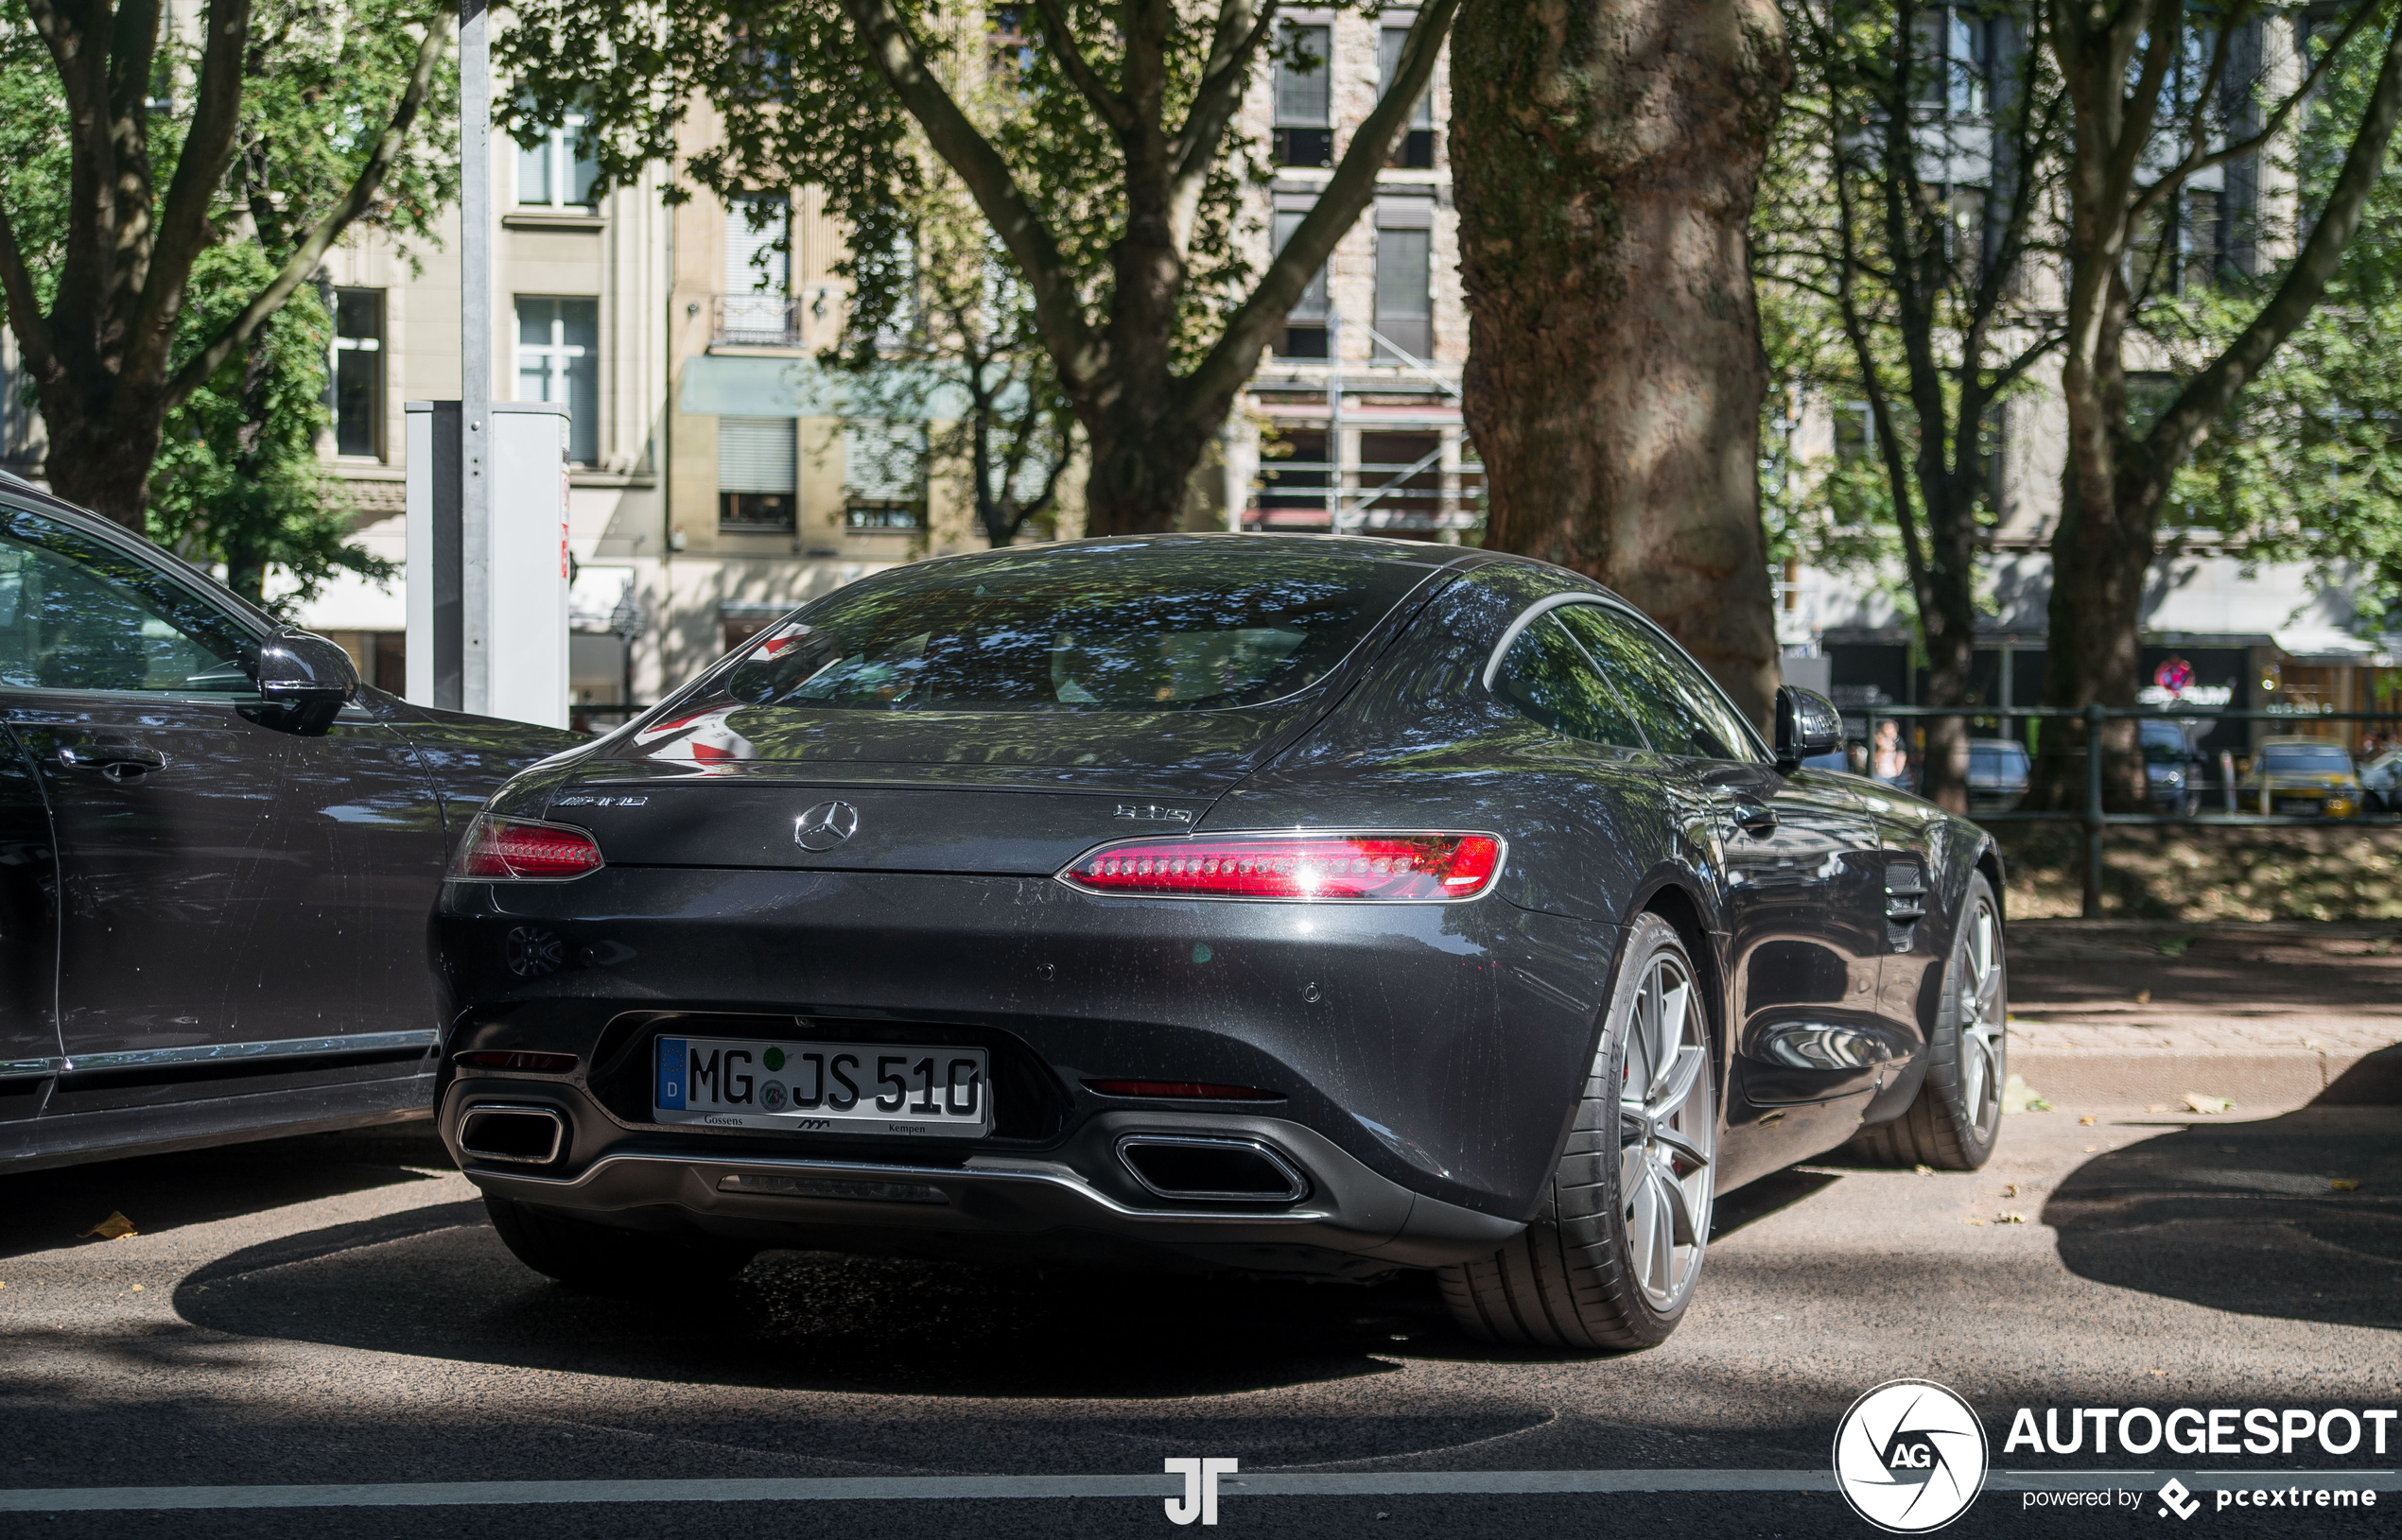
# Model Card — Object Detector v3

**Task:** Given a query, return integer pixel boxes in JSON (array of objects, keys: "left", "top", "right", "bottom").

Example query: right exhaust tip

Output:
[{"left": 1117, "top": 1134, "right": 1309, "bottom": 1203}]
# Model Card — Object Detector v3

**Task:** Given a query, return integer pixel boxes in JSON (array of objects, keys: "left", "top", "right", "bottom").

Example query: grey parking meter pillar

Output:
[
  {"left": 2082, "top": 701, "right": 2107, "bottom": 920},
  {"left": 460, "top": 0, "right": 494, "bottom": 717},
  {"left": 403, "top": 402, "right": 463, "bottom": 709}
]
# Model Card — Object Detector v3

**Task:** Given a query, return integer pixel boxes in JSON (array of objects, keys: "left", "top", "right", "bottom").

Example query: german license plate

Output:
[
  {"left": 653, "top": 1035, "right": 991, "bottom": 1137},
  {"left": 2272, "top": 795, "right": 2322, "bottom": 816}
]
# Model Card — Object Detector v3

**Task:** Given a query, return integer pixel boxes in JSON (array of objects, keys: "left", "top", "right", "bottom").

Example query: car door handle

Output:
[
  {"left": 1729, "top": 802, "right": 1779, "bottom": 836},
  {"left": 59, "top": 743, "right": 168, "bottom": 782}
]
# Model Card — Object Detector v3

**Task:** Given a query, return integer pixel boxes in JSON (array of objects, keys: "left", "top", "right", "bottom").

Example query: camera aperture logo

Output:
[{"left": 1834, "top": 1379, "right": 1990, "bottom": 1533}]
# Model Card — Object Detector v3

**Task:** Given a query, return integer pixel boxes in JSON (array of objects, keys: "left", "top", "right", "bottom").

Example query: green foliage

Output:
[
  {"left": 2166, "top": 17, "right": 2402, "bottom": 625},
  {"left": 148, "top": 247, "right": 392, "bottom": 615},
  {"left": 498, "top": 0, "right": 1255, "bottom": 376}
]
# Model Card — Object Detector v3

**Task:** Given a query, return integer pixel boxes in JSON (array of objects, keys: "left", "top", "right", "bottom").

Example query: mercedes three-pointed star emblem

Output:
[{"left": 793, "top": 799, "right": 861, "bottom": 852}]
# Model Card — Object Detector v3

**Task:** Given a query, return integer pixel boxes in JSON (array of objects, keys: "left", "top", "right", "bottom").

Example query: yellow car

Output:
[{"left": 2241, "top": 735, "right": 2362, "bottom": 818}]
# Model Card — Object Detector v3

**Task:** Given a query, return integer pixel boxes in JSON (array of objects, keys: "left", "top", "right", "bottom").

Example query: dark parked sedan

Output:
[
  {"left": 437, "top": 536, "right": 2005, "bottom": 1352},
  {"left": 0, "top": 476, "right": 574, "bottom": 1169}
]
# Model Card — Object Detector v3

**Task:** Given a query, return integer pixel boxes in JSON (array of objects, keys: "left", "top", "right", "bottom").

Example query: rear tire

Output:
[
  {"left": 1847, "top": 874, "right": 2005, "bottom": 1171},
  {"left": 483, "top": 1194, "right": 757, "bottom": 1296},
  {"left": 1436, "top": 914, "right": 1715, "bottom": 1353}
]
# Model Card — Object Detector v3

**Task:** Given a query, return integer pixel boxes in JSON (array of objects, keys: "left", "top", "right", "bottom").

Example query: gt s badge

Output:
[{"left": 1114, "top": 805, "right": 1194, "bottom": 823}]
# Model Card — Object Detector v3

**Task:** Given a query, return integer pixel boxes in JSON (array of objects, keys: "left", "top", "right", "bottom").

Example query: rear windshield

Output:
[
  {"left": 2262, "top": 743, "right": 2352, "bottom": 771},
  {"left": 714, "top": 544, "right": 1433, "bottom": 714}
]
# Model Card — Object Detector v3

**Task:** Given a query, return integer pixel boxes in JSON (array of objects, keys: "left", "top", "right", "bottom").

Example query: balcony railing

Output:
[
  {"left": 714, "top": 293, "right": 805, "bottom": 348},
  {"left": 1248, "top": 454, "right": 1486, "bottom": 535}
]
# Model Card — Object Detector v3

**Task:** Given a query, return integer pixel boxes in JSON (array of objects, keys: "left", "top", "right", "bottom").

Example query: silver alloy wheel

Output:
[
  {"left": 1957, "top": 896, "right": 2005, "bottom": 1133},
  {"left": 1618, "top": 952, "right": 1714, "bottom": 1311}
]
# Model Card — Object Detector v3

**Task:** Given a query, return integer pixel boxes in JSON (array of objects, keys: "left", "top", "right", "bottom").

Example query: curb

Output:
[{"left": 2012, "top": 1043, "right": 2402, "bottom": 1109}]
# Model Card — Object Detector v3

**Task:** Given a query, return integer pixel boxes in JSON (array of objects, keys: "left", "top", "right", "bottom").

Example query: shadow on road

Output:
[
  {"left": 0, "top": 1127, "right": 448, "bottom": 1261},
  {"left": 2042, "top": 1104, "right": 2401, "bottom": 1331},
  {"left": 172, "top": 1198, "right": 1555, "bottom": 1411}
]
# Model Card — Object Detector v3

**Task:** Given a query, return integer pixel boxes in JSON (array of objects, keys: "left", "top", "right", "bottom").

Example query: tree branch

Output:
[
  {"left": 1180, "top": 0, "right": 1458, "bottom": 422},
  {"left": 0, "top": 200, "right": 56, "bottom": 375},
  {"left": 2132, "top": 0, "right": 2372, "bottom": 224},
  {"left": 123, "top": 0, "right": 252, "bottom": 396},
  {"left": 839, "top": 0, "right": 1102, "bottom": 386},
  {"left": 162, "top": 10, "right": 450, "bottom": 408},
  {"left": 1164, "top": 0, "right": 1282, "bottom": 247},
  {"left": 2147, "top": 12, "right": 2402, "bottom": 474},
  {"left": 1029, "top": 0, "right": 1136, "bottom": 135}
]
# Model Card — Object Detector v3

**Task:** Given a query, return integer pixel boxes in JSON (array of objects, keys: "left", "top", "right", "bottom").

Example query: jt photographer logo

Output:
[{"left": 1834, "top": 1379, "right": 1990, "bottom": 1533}]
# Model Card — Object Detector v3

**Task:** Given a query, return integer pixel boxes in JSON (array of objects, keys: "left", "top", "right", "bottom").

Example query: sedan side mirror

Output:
[
  {"left": 1775, "top": 684, "right": 1844, "bottom": 771},
  {"left": 252, "top": 629, "right": 360, "bottom": 736}
]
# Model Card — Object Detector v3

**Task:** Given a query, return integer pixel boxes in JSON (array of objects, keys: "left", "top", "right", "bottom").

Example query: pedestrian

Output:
[{"left": 1871, "top": 719, "right": 1911, "bottom": 787}]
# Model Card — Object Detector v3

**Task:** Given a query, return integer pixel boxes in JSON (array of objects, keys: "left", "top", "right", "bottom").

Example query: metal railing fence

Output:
[{"left": 1847, "top": 703, "right": 2402, "bottom": 917}]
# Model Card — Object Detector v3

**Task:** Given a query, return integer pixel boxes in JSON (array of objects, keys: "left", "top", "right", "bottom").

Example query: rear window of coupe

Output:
[{"left": 714, "top": 547, "right": 1432, "bottom": 714}]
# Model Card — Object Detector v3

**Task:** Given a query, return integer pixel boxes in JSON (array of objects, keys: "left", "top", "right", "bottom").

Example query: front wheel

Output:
[
  {"left": 1437, "top": 913, "right": 1715, "bottom": 1353},
  {"left": 1849, "top": 874, "right": 2005, "bottom": 1171}
]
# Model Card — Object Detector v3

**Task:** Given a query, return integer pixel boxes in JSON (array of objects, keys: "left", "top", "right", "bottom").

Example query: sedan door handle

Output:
[
  {"left": 1729, "top": 802, "right": 1779, "bottom": 836},
  {"left": 59, "top": 743, "right": 168, "bottom": 783}
]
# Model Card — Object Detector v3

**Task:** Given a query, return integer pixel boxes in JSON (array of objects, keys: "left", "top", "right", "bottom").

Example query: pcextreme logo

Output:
[{"left": 1833, "top": 1379, "right": 1990, "bottom": 1533}]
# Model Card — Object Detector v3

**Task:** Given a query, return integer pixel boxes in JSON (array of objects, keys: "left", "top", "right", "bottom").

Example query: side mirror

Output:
[
  {"left": 1775, "top": 684, "right": 1844, "bottom": 771},
  {"left": 253, "top": 629, "right": 360, "bottom": 735}
]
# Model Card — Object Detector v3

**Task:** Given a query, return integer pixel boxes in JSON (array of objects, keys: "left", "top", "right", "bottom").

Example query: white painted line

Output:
[{"left": 3, "top": 1468, "right": 2395, "bottom": 1512}]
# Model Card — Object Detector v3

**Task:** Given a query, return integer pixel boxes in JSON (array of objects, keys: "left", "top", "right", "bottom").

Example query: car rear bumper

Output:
[
  {"left": 434, "top": 865, "right": 1615, "bottom": 1269},
  {"left": 446, "top": 1092, "right": 1524, "bottom": 1276}
]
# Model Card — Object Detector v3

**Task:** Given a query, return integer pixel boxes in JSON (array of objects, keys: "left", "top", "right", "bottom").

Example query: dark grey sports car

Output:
[
  {"left": 436, "top": 535, "right": 2006, "bottom": 1351},
  {"left": 0, "top": 476, "right": 574, "bottom": 1170}
]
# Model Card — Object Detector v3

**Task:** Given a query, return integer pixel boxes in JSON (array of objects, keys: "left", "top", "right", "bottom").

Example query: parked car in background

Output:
[
  {"left": 1967, "top": 738, "right": 2031, "bottom": 814},
  {"left": 435, "top": 535, "right": 2008, "bottom": 1354},
  {"left": 0, "top": 476, "right": 577, "bottom": 1171},
  {"left": 2359, "top": 747, "right": 2402, "bottom": 814},
  {"left": 2140, "top": 718, "right": 2205, "bottom": 815},
  {"left": 2240, "top": 735, "right": 2361, "bottom": 819}
]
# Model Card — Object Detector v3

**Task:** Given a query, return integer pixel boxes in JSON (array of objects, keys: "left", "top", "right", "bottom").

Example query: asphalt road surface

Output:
[{"left": 3, "top": 1098, "right": 2394, "bottom": 1540}]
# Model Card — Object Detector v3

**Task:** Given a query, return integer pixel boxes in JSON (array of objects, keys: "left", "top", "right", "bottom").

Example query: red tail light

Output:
[
  {"left": 1060, "top": 832, "right": 1503, "bottom": 901},
  {"left": 455, "top": 1050, "right": 579, "bottom": 1073},
  {"left": 451, "top": 815, "right": 605, "bottom": 881},
  {"left": 1086, "top": 1080, "right": 1283, "bottom": 1101}
]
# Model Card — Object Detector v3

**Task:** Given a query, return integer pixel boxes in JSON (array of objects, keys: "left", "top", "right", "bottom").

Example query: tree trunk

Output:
[
  {"left": 1081, "top": 392, "right": 1210, "bottom": 537},
  {"left": 37, "top": 394, "right": 166, "bottom": 533},
  {"left": 1452, "top": 0, "right": 1789, "bottom": 727}
]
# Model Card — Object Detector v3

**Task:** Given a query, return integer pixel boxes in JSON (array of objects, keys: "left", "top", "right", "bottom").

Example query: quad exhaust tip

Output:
[
  {"left": 459, "top": 1104, "right": 567, "bottom": 1165},
  {"left": 1117, "top": 1134, "right": 1309, "bottom": 1203}
]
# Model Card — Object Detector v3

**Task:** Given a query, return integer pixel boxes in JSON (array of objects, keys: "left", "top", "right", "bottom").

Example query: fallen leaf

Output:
[
  {"left": 2183, "top": 1092, "right": 2236, "bottom": 1115},
  {"left": 2152, "top": 935, "right": 2199, "bottom": 958},
  {"left": 1914, "top": 1164, "right": 1936, "bottom": 1177},
  {"left": 1997, "top": 1212, "right": 2027, "bottom": 1224},
  {"left": 129, "top": 1284, "right": 142, "bottom": 1292},
  {"left": 2079, "top": 1116, "right": 2098, "bottom": 1125},
  {"left": 1963, "top": 1218, "right": 1987, "bottom": 1226},
  {"left": 2001, "top": 1074, "right": 2052, "bottom": 1115},
  {"left": 2150, "top": 1369, "right": 2168, "bottom": 1377},
  {"left": 78, "top": 1212, "right": 135, "bottom": 1241},
  {"left": 2002, "top": 1184, "right": 2019, "bottom": 1199},
  {"left": 2331, "top": 1179, "right": 2360, "bottom": 1192},
  {"left": 2135, "top": 988, "right": 2152, "bottom": 1005}
]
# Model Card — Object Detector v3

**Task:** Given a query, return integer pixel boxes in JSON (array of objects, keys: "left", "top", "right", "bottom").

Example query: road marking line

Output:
[{"left": 3, "top": 1469, "right": 2395, "bottom": 1511}]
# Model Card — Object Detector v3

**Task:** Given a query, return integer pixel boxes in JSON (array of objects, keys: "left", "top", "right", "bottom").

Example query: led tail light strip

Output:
[
  {"left": 451, "top": 814, "right": 605, "bottom": 881},
  {"left": 1060, "top": 832, "right": 1502, "bottom": 902}
]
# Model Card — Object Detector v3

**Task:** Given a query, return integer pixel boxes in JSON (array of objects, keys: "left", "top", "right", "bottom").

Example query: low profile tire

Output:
[
  {"left": 1848, "top": 874, "right": 2005, "bottom": 1172},
  {"left": 483, "top": 1194, "right": 757, "bottom": 1296},
  {"left": 1437, "top": 913, "right": 1715, "bottom": 1353}
]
